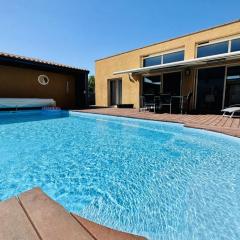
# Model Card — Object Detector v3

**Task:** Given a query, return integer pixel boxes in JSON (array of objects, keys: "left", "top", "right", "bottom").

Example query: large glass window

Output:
[
  {"left": 143, "top": 56, "right": 162, "bottom": 67},
  {"left": 197, "top": 67, "right": 225, "bottom": 113},
  {"left": 224, "top": 66, "right": 240, "bottom": 106},
  {"left": 197, "top": 41, "right": 229, "bottom": 58},
  {"left": 231, "top": 38, "right": 240, "bottom": 52},
  {"left": 162, "top": 50, "right": 184, "bottom": 64},
  {"left": 143, "top": 50, "right": 184, "bottom": 67},
  {"left": 163, "top": 72, "right": 181, "bottom": 96},
  {"left": 142, "top": 75, "right": 161, "bottom": 96}
]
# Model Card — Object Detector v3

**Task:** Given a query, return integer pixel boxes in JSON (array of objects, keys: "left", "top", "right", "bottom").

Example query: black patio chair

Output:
[
  {"left": 155, "top": 94, "right": 172, "bottom": 113},
  {"left": 140, "top": 94, "right": 156, "bottom": 112}
]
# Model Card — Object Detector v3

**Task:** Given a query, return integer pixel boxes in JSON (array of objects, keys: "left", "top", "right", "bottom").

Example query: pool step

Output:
[{"left": 0, "top": 188, "right": 146, "bottom": 240}]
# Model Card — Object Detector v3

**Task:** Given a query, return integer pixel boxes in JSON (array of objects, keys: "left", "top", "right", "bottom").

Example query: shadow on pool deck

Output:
[{"left": 0, "top": 188, "right": 146, "bottom": 240}]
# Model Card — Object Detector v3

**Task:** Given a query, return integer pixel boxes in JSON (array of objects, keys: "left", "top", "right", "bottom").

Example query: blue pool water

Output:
[{"left": 0, "top": 110, "right": 240, "bottom": 239}]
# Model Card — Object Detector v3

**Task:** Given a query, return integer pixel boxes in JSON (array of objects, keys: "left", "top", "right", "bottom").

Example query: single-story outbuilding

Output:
[{"left": 0, "top": 52, "right": 89, "bottom": 109}]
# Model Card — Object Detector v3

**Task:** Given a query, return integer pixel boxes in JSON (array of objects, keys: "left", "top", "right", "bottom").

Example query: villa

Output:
[
  {"left": 95, "top": 20, "right": 240, "bottom": 114},
  {"left": 1, "top": 20, "right": 240, "bottom": 240}
]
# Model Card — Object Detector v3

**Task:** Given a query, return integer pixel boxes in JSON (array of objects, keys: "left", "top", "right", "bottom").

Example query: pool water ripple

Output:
[{"left": 0, "top": 111, "right": 240, "bottom": 239}]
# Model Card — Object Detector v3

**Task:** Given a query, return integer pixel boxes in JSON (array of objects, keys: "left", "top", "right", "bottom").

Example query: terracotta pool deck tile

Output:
[
  {"left": 18, "top": 188, "right": 94, "bottom": 240},
  {"left": 0, "top": 188, "right": 146, "bottom": 240},
  {"left": 77, "top": 108, "right": 240, "bottom": 138},
  {"left": 0, "top": 197, "right": 40, "bottom": 240},
  {"left": 72, "top": 214, "right": 146, "bottom": 240}
]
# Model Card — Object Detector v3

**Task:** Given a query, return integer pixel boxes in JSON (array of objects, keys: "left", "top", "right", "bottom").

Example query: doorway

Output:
[
  {"left": 109, "top": 79, "right": 122, "bottom": 106},
  {"left": 196, "top": 67, "right": 225, "bottom": 113}
]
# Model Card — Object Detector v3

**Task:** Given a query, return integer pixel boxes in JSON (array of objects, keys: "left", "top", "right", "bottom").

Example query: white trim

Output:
[{"left": 114, "top": 51, "right": 240, "bottom": 75}]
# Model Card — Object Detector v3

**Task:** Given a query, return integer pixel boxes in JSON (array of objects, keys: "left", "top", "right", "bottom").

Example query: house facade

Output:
[
  {"left": 0, "top": 52, "right": 89, "bottom": 109},
  {"left": 95, "top": 20, "right": 240, "bottom": 113}
]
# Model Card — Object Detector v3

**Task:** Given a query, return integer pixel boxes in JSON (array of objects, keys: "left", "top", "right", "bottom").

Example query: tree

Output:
[
  {"left": 88, "top": 75, "right": 95, "bottom": 105},
  {"left": 88, "top": 75, "right": 95, "bottom": 94}
]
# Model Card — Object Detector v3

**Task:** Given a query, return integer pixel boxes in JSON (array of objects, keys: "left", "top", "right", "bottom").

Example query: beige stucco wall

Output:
[
  {"left": 95, "top": 21, "right": 240, "bottom": 108},
  {"left": 0, "top": 65, "right": 76, "bottom": 108}
]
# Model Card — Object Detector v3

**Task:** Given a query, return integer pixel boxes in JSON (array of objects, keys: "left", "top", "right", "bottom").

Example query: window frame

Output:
[
  {"left": 142, "top": 48, "right": 185, "bottom": 68},
  {"left": 141, "top": 70, "right": 183, "bottom": 97},
  {"left": 230, "top": 38, "right": 240, "bottom": 52},
  {"left": 194, "top": 62, "right": 240, "bottom": 109},
  {"left": 196, "top": 35, "right": 240, "bottom": 58},
  {"left": 162, "top": 50, "right": 185, "bottom": 64}
]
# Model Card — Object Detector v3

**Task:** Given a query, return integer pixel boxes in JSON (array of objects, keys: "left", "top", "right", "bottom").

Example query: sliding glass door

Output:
[
  {"left": 142, "top": 72, "right": 182, "bottom": 96},
  {"left": 142, "top": 75, "right": 161, "bottom": 96},
  {"left": 163, "top": 72, "right": 181, "bottom": 96},
  {"left": 196, "top": 67, "right": 225, "bottom": 113},
  {"left": 142, "top": 75, "right": 161, "bottom": 104},
  {"left": 224, "top": 66, "right": 240, "bottom": 107}
]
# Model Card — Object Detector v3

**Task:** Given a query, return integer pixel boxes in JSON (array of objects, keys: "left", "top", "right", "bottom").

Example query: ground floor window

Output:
[
  {"left": 162, "top": 72, "right": 181, "bottom": 96},
  {"left": 142, "top": 72, "right": 182, "bottom": 96},
  {"left": 142, "top": 75, "right": 161, "bottom": 96}
]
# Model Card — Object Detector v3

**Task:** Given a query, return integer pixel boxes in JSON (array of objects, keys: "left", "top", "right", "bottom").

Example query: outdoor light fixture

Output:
[
  {"left": 38, "top": 75, "right": 49, "bottom": 85},
  {"left": 185, "top": 68, "right": 191, "bottom": 76}
]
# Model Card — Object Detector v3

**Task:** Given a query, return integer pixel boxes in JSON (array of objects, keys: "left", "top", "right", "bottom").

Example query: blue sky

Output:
[{"left": 0, "top": 0, "right": 239, "bottom": 74}]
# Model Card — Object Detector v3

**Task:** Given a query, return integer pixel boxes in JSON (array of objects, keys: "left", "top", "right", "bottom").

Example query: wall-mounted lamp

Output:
[{"left": 185, "top": 68, "right": 191, "bottom": 76}]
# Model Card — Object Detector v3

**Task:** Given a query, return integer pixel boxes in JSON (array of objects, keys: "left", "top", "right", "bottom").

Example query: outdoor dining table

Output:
[{"left": 171, "top": 95, "right": 184, "bottom": 114}]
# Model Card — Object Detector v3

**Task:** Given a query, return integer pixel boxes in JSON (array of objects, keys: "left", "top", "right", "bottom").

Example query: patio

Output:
[{"left": 78, "top": 108, "right": 240, "bottom": 138}]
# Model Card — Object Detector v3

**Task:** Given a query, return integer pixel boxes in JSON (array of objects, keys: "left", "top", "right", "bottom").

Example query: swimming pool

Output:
[{"left": 0, "top": 110, "right": 240, "bottom": 239}]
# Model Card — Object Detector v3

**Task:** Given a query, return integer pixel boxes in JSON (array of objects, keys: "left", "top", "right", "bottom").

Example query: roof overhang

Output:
[
  {"left": 113, "top": 51, "right": 240, "bottom": 75},
  {"left": 0, "top": 52, "right": 89, "bottom": 74}
]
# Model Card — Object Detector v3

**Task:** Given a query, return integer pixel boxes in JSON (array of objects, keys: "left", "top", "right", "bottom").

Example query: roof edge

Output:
[
  {"left": 0, "top": 52, "right": 89, "bottom": 73},
  {"left": 95, "top": 19, "right": 240, "bottom": 62}
]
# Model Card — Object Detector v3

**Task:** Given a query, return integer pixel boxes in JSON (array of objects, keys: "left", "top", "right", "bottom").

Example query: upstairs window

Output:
[
  {"left": 143, "top": 50, "right": 184, "bottom": 67},
  {"left": 197, "top": 41, "right": 228, "bottom": 58},
  {"left": 163, "top": 50, "right": 184, "bottom": 64},
  {"left": 231, "top": 38, "right": 240, "bottom": 52},
  {"left": 143, "top": 55, "right": 162, "bottom": 67}
]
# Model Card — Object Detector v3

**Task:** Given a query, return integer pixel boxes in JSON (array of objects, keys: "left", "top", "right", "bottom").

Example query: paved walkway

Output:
[
  {"left": 0, "top": 188, "right": 146, "bottom": 240},
  {"left": 78, "top": 108, "right": 240, "bottom": 138}
]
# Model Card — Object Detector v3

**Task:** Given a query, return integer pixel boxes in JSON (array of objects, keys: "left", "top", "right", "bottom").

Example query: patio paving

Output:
[
  {"left": 0, "top": 188, "right": 146, "bottom": 240},
  {"left": 77, "top": 108, "right": 240, "bottom": 138}
]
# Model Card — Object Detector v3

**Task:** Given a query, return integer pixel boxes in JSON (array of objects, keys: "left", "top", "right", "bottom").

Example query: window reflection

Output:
[
  {"left": 163, "top": 51, "right": 184, "bottom": 64},
  {"left": 231, "top": 38, "right": 240, "bottom": 52},
  {"left": 197, "top": 41, "right": 229, "bottom": 58}
]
